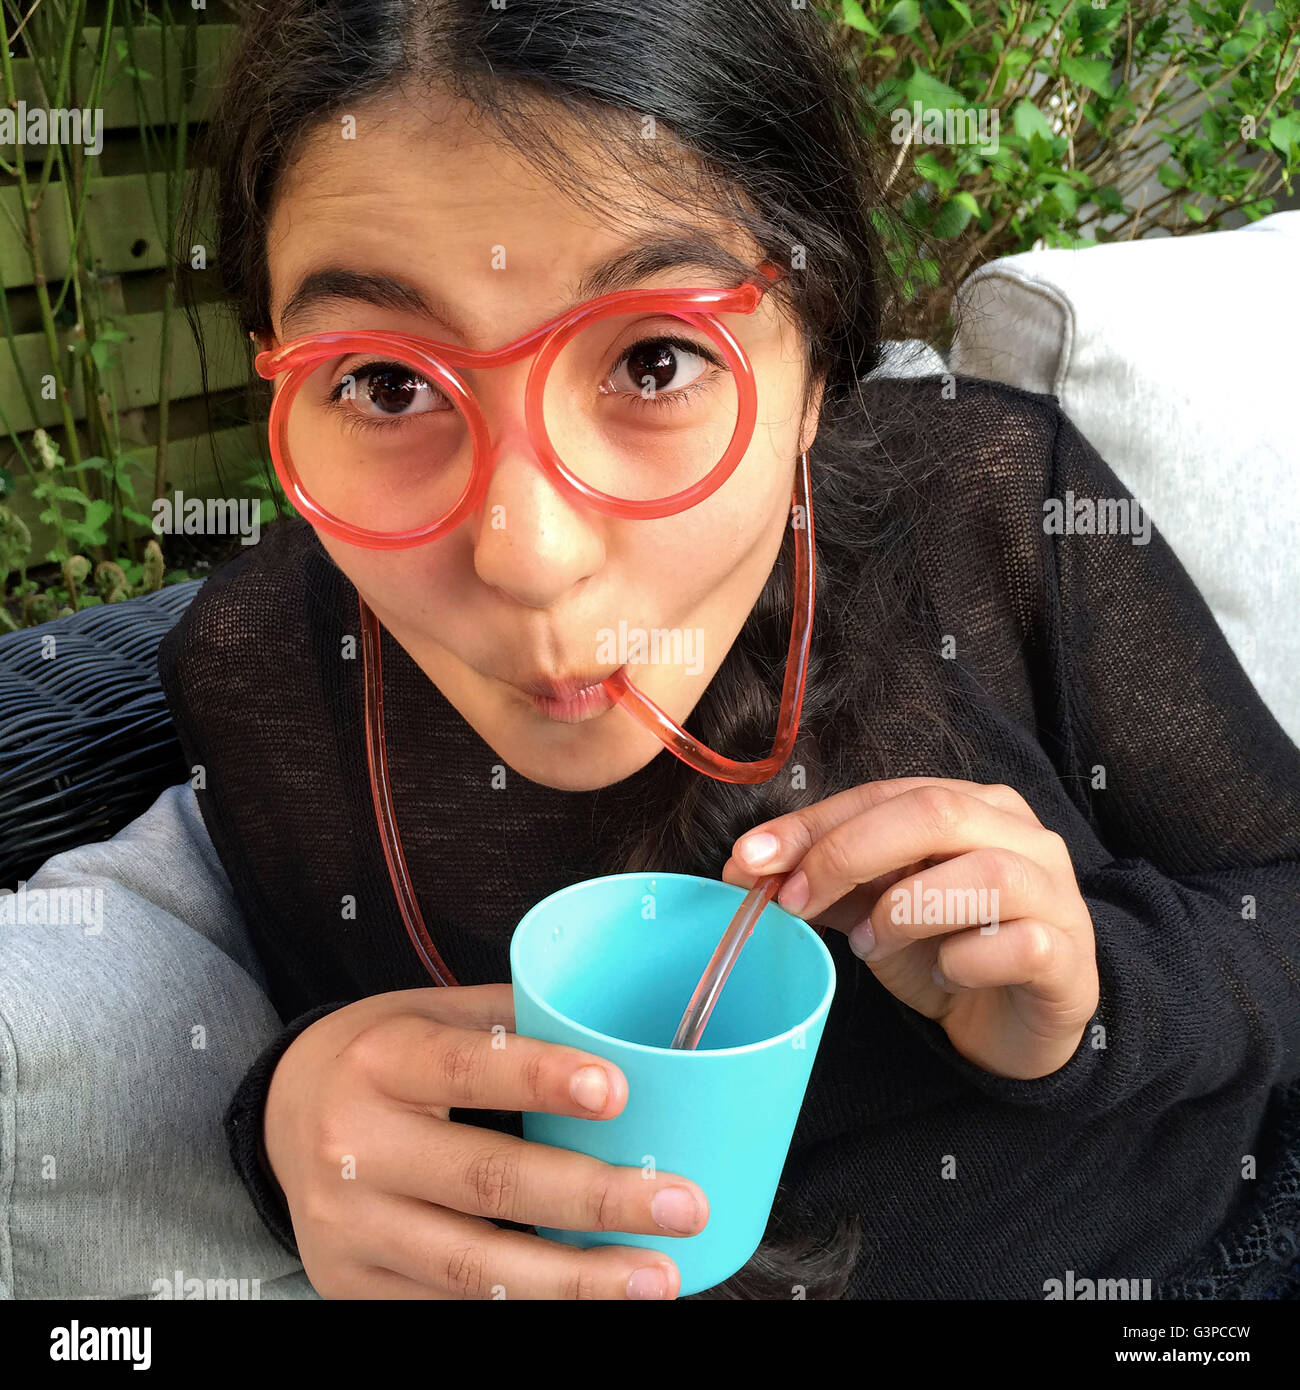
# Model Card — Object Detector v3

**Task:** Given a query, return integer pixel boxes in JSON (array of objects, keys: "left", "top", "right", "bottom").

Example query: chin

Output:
[{"left": 489, "top": 715, "right": 669, "bottom": 791}]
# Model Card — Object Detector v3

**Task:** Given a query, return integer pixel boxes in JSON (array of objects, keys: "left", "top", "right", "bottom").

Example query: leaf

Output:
[
  {"left": 1051, "top": 183, "right": 1079, "bottom": 217},
  {"left": 1060, "top": 56, "right": 1113, "bottom": 97},
  {"left": 81, "top": 499, "right": 114, "bottom": 532},
  {"left": 70, "top": 456, "right": 111, "bottom": 473},
  {"left": 122, "top": 508, "right": 155, "bottom": 528},
  {"left": 51, "top": 486, "right": 92, "bottom": 505},
  {"left": 932, "top": 195, "right": 975, "bottom": 238},
  {"left": 64, "top": 522, "right": 109, "bottom": 549},
  {"left": 914, "top": 150, "right": 959, "bottom": 192},
  {"left": 1267, "top": 114, "right": 1300, "bottom": 155},
  {"left": 1156, "top": 163, "right": 1184, "bottom": 190},
  {"left": 841, "top": 0, "right": 875, "bottom": 33},
  {"left": 1013, "top": 100, "right": 1055, "bottom": 143},
  {"left": 952, "top": 190, "right": 981, "bottom": 217},
  {"left": 945, "top": 0, "right": 974, "bottom": 27},
  {"left": 904, "top": 69, "right": 971, "bottom": 112},
  {"left": 1182, "top": 202, "right": 1206, "bottom": 223},
  {"left": 881, "top": 0, "right": 920, "bottom": 34},
  {"left": 0, "top": 467, "right": 13, "bottom": 498}
]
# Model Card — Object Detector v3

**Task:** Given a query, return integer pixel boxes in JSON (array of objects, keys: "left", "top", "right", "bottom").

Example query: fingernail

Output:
[
  {"left": 627, "top": 1266, "right": 670, "bottom": 1299},
  {"left": 848, "top": 919, "right": 876, "bottom": 961},
  {"left": 569, "top": 1065, "right": 609, "bottom": 1112},
  {"left": 652, "top": 1186, "right": 702, "bottom": 1233},
  {"left": 779, "top": 870, "right": 809, "bottom": 915},
  {"left": 737, "top": 832, "right": 780, "bottom": 867},
  {"left": 931, "top": 963, "right": 956, "bottom": 992}
]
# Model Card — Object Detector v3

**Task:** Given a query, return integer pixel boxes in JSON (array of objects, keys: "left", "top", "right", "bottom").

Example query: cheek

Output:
[
  {"left": 316, "top": 534, "right": 459, "bottom": 629},
  {"left": 626, "top": 464, "right": 791, "bottom": 605},
  {"left": 748, "top": 333, "right": 812, "bottom": 454}
]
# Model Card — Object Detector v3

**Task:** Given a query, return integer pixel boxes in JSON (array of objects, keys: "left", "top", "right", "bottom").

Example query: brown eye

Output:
[
  {"left": 330, "top": 361, "right": 452, "bottom": 418},
  {"left": 605, "top": 338, "right": 713, "bottom": 397},
  {"left": 366, "top": 367, "right": 427, "bottom": 414}
]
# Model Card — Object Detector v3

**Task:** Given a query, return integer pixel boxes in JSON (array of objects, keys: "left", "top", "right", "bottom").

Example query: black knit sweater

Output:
[{"left": 156, "top": 377, "right": 1300, "bottom": 1300}]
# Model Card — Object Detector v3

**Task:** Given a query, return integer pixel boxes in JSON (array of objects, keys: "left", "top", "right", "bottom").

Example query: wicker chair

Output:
[{"left": 0, "top": 579, "right": 203, "bottom": 889}]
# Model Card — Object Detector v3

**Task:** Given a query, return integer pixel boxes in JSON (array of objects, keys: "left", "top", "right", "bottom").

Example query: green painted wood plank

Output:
[
  {"left": 5, "top": 422, "right": 268, "bottom": 564},
  {"left": 0, "top": 173, "right": 192, "bottom": 287},
  {"left": 1, "top": 22, "right": 235, "bottom": 157},
  {"left": 0, "top": 300, "right": 248, "bottom": 432}
]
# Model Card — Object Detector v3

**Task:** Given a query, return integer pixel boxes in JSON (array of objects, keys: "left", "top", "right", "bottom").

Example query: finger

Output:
[
  {"left": 328, "top": 1265, "right": 458, "bottom": 1300},
  {"left": 361, "top": 1193, "right": 683, "bottom": 1300},
  {"left": 344, "top": 1012, "right": 627, "bottom": 1119},
  {"left": 932, "top": 919, "right": 1098, "bottom": 1041},
  {"left": 368, "top": 983, "right": 517, "bottom": 1033},
  {"left": 362, "top": 1109, "right": 709, "bottom": 1240},
  {"left": 929, "top": 918, "right": 1070, "bottom": 996},
  {"left": 776, "top": 785, "right": 1068, "bottom": 924},
  {"left": 724, "top": 778, "right": 1039, "bottom": 884},
  {"left": 853, "top": 847, "right": 1060, "bottom": 963},
  {"left": 782, "top": 860, "right": 931, "bottom": 938}
]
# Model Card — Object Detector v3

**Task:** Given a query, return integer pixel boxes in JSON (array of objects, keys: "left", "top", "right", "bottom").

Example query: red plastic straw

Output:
[{"left": 670, "top": 873, "right": 786, "bottom": 1050}]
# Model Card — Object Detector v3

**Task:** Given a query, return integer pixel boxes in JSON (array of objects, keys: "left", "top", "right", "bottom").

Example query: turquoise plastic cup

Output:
[{"left": 510, "top": 871, "right": 836, "bottom": 1296}]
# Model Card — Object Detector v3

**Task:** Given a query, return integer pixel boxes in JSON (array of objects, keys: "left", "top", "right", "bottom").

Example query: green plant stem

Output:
[
  {"left": 0, "top": 24, "right": 84, "bottom": 504},
  {"left": 49, "top": 4, "right": 116, "bottom": 320},
  {"left": 978, "top": 1, "right": 1026, "bottom": 107},
  {"left": 29, "top": 0, "right": 81, "bottom": 202},
  {"left": 152, "top": 1, "right": 200, "bottom": 503}
]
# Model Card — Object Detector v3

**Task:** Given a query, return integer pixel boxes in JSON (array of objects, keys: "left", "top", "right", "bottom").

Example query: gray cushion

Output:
[
  {"left": 0, "top": 781, "right": 318, "bottom": 1299},
  {"left": 867, "top": 338, "right": 948, "bottom": 380},
  {"left": 948, "top": 211, "right": 1300, "bottom": 746}
]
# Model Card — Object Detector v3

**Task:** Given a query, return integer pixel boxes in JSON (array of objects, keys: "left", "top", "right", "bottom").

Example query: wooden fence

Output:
[{"left": 1, "top": 15, "right": 261, "bottom": 563}]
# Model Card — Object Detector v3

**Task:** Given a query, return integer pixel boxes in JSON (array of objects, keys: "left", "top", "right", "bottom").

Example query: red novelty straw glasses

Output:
[{"left": 254, "top": 258, "right": 816, "bottom": 787}]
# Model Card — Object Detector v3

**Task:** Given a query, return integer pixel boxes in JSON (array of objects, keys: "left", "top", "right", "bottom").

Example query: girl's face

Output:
[{"left": 262, "top": 91, "right": 822, "bottom": 791}]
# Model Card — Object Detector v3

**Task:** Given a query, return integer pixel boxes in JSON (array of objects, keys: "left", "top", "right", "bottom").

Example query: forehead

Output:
[{"left": 264, "top": 89, "right": 764, "bottom": 340}]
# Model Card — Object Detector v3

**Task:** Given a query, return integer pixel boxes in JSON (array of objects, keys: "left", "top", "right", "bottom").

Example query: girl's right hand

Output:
[{"left": 262, "top": 983, "right": 709, "bottom": 1300}]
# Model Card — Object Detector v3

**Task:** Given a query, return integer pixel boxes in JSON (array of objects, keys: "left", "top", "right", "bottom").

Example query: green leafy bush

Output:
[{"left": 826, "top": 0, "right": 1300, "bottom": 340}]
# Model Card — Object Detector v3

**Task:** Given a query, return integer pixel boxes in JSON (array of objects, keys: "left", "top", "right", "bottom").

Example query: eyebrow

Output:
[{"left": 277, "top": 235, "right": 757, "bottom": 338}]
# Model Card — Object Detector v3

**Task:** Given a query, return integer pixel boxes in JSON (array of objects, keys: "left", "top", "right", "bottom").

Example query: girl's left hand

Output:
[{"left": 722, "top": 778, "right": 1100, "bottom": 1081}]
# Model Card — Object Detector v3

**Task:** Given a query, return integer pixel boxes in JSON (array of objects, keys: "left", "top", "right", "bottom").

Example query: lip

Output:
[{"left": 513, "top": 667, "right": 625, "bottom": 724}]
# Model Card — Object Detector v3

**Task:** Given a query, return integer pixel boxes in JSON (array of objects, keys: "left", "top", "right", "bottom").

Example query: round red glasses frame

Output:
[{"left": 252, "top": 259, "right": 816, "bottom": 785}]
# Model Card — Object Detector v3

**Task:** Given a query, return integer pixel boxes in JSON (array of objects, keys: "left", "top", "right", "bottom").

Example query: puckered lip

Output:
[{"left": 510, "top": 668, "right": 623, "bottom": 702}]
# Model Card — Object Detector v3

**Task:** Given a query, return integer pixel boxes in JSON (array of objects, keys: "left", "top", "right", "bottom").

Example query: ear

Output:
[{"left": 797, "top": 371, "right": 827, "bottom": 458}]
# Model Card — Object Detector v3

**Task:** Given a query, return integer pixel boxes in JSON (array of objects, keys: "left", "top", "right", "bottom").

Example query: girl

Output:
[{"left": 122, "top": 0, "right": 1300, "bottom": 1299}]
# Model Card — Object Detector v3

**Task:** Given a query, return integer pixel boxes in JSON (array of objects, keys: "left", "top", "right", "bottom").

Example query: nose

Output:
[{"left": 469, "top": 375, "right": 605, "bottom": 609}]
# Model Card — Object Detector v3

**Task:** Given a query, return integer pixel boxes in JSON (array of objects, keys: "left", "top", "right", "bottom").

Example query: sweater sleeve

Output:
[
  {"left": 223, "top": 1000, "right": 352, "bottom": 1259},
  {"left": 892, "top": 403, "right": 1300, "bottom": 1119}
]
